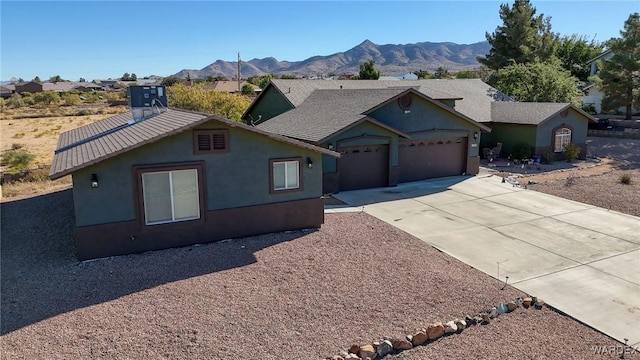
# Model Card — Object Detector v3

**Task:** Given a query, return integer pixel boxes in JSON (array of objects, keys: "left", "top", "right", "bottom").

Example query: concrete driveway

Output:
[{"left": 330, "top": 175, "right": 640, "bottom": 347}]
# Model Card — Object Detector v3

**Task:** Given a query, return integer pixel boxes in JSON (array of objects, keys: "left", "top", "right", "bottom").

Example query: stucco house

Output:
[
  {"left": 244, "top": 79, "right": 491, "bottom": 193},
  {"left": 50, "top": 104, "right": 338, "bottom": 260},
  {"left": 243, "top": 79, "right": 595, "bottom": 193}
]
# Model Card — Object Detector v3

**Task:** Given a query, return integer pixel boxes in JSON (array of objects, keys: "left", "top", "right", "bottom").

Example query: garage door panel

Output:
[
  {"left": 399, "top": 137, "right": 466, "bottom": 182},
  {"left": 339, "top": 145, "right": 389, "bottom": 191}
]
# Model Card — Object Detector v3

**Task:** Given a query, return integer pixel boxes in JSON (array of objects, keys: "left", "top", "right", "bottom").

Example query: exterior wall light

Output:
[
  {"left": 91, "top": 173, "right": 99, "bottom": 188},
  {"left": 328, "top": 143, "right": 334, "bottom": 150},
  {"left": 306, "top": 157, "right": 313, "bottom": 169},
  {"left": 474, "top": 131, "right": 479, "bottom": 140}
]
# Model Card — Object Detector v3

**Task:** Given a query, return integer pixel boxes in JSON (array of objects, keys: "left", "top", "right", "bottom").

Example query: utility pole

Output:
[{"left": 237, "top": 52, "right": 241, "bottom": 93}]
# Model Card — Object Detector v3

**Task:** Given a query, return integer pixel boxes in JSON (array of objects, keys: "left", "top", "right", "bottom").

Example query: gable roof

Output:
[
  {"left": 257, "top": 87, "right": 489, "bottom": 143},
  {"left": 50, "top": 108, "right": 339, "bottom": 180},
  {"left": 257, "top": 88, "right": 412, "bottom": 143},
  {"left": 491, "top": 102, "right": 597, "bottom": 125},
  {"left": 586, "top": 49, "right": 613, "bottom": 64}
]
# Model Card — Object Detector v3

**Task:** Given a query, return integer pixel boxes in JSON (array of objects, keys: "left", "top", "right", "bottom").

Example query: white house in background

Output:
[
  {"left": 582, "top": 49, "right": 636, "bottom": 115},
  {"left": 379, "top": 72, "right": 419, "bottom": 81}
]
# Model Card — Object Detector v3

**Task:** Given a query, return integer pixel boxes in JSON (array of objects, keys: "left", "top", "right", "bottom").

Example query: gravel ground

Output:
[{"left": 2, "top": 190, "right": 635, "bottom": 359}]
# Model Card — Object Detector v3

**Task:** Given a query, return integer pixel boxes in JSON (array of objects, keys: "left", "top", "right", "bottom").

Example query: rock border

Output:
[{"left": 327, "top": 296, "right": 544, "bottom": 360}]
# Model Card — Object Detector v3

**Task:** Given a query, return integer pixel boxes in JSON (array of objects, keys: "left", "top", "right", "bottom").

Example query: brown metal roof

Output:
[{"left": 50, "top": 108, "right": 339, "bottom": 180}]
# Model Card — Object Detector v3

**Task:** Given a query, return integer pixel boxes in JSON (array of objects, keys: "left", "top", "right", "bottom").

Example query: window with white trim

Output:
[
  {"left": 272, "top": 160, "right": 300, "bottom": 191},
  {"left": 141, "top": 169, "right": 200, "bottom": 225},
  {"left": 554, "top": 128, "right": 572, "bottom": 152}
]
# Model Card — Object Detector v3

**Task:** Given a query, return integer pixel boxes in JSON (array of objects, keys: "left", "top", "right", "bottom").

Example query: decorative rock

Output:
[
  {"left": 507, "top": 301, "right": 518, "bottom": 312},
  {"left": 331, "top": 356, "right": 345, "bottom": 360},
  {"left": 480, "top": 314, "right": 490, "bottom": 325},
  {"left": 523, "top": 297, "right": 532, "bottom": 308},
  {"left": 411, "top": 330, "right": 429, "bottom": 346},
  {"left": 466, "top": 315, "right": 477, "bottom": 325},
  {"left": 497, "top": 302, "right": 508, "bottom": 314},
  {"left": 534, "top": 299, "right": 545, "bottom": 309},
  {"left": 358, "top": 344, "right": 375, "bottom": 359},
  {"left": 531, "top": 296, "right": 538, "bottom": 305},
  {"left": 444, "top": 320, "right": 458, "bottom": 334},
  {"left": 454, "top": 319, "right": 467, "bottom": 333},
  {"left": 426, "top": 322, "right": 445, "bottom": 340},
  {"left": 474, "top": 315, "right": 483, "bottom": 325},
  {"left": 489, "top": 306, "right": 498, "bottom": 318},
  {"left": 391, "top": 338, "right": 413, "bottom": 350},
  {"left": 348, "top": 344, "right": 360, "bottom": 354},
  {"left": 515, "top": 297, "right": 524, "bottom": 307},
  {"left": 344, "top": 354, "right": 360, "bottom": 359},
  {"left": 375, "top": 340, "right": 393, "bottom": 357}
]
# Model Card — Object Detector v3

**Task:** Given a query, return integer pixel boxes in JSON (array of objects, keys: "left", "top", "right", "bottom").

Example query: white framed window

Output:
[
  {"left": 141, "top": 169, "right": 200, "bottom": 225},
  {"left": 271, "top": 159, "right": 300, "bottom": 192},
  {"left": 554, "top": 128, "right": 572, "bottom": 152}
]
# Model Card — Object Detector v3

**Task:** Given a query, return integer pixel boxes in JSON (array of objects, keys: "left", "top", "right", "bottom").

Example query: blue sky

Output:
[{"left": 0, "top": 1, "right": 637, "bottom": 81}]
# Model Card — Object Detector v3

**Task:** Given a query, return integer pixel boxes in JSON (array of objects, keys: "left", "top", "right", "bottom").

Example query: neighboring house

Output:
[
  {"left": 14, "top": 81, "right": 43, "bottom": 94},
  {"left": 244, "top": 79, "right": 491, "bottom": 193},
  {"left": 244, "top": 79, "right": 595, "bottom": 193},
  {"left": 378, "top": 72, "right": 419, "bottom": 81},
  {"left": 43, "top": 82, "right": 104, "bottom": 92},
  {"left": 49, "top": 106, "right": 338, "bottom": 260},
  {"left": 0, "top": 84, "right": 15, "bottom": 97},
  {"left": 582, "top": 49, "right": 637, "bottom": 115}
]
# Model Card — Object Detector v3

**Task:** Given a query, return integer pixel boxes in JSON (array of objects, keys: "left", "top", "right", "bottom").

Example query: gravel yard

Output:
[{"left": 1, "top": 190, "right": 635, "bottom": 359}]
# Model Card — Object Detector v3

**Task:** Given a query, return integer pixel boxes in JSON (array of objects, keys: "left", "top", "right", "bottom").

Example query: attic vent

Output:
[
  {"left": 193, "top": 129, "right": 229, "bottom": 154},
  {"left": 398, "top": 94, "right": 412, "bottom": 110}
]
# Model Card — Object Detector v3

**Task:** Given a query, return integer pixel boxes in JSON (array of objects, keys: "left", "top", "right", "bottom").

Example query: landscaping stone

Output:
[
  {"left": 497, "top": 302, "right": 508, "bottom": 314},
  {"left": 489, "top": 306, "right": 498, "bottom": 318},
  {"left": 358, "top": 344, "right": 375, "bottom": 359},
  {"left": 465, "top": 315, "right": 476, "bottom": 325},
  {"left": 507, "top": 301, "right": 518, "bottom": 312},
  {"left": 523, "top": 297, "right": 532, "bottom": 308},
  {"left": 375, "top": 340, "right": 393, "bottom": 357},
  {"left": 480, "top": 314, "right": 490, "bottom": 325},
  {"left": 344, "top": 354, "right": 360, "bottom": 359},
  {"left": 349, "top": 344, "right": 360, "bottom": 354},
  {"left": 391, "top": 338, "right": 413, "bottom": 350},
  {"left": 426, "top": 322, "right": 445, "bottom": 340},
  {"left": 331, "top": 355, "right": 345, "bottom": 360},
  {"left": 454, "top": 319, "right": 467, "bottom": 332},
  {"left": 444, "top": 320, "right": 457, "bottom": 334},
  {"left": 534, "top": 299, "right": 545, "bottom": 310},
  {"left": 411, "top": 330, "right": 429, "bottom": 346}
]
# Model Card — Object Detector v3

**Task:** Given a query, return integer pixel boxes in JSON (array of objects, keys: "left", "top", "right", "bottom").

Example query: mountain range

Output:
[{"left": 174, "top": 40, "right": 491, "bottom": 79}]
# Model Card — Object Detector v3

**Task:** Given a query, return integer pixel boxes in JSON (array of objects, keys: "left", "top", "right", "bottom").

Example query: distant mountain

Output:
[{"left": 174, "top": 40, "right": 491, "bottom": 79}]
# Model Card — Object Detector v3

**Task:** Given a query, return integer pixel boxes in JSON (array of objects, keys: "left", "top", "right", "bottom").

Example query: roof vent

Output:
[{"left": 128, "top": 85, "right": 168, "bottom": 122}]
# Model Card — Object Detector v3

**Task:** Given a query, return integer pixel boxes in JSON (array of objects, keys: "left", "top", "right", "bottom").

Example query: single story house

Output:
[
  {"left": 14, "top": 81, "right": 43, "bottom": 94},
  {"left": 50, "top": 107, "right": 338, "bottom": 260},
  {"left": 0, "top": 84, "right": 15, "bottom": 97},
  {"left": 243, "top": 79, "right": 595, "bottom": 193},
  {"left": 244, "top": 80, "right": 491, "bottom": 193}
]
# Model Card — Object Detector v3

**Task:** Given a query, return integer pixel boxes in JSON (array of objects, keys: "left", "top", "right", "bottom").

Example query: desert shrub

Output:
[
  {"left": 33, "top": 91, "right": 61, "bottom": 106},
  {"left": 11, "top": 143, "right": 24, "bottom": 150},
  {"left": 26, "top": 168, "right": 50, "bottom": 182},
  {"left": 512, "top": 143, "right": 533, "bottom": 161},
  {"left": 542, "top": 151, "right": 555, "bottom": 165},
  {"left": 12, "top": 132, "right": 25, "bottom": 139},
  {"left": 62, "top": 93, "right": 81, "bottom": 106},
  {"left": 563, "top": 143, "right": 581, "bottom": 162},
  {"left": 1, "top": 149, "right": 35, "bottom": 173},
  {"left": 5, "top": 93, "right": 25, "bottom": 108},
  {"left": 620, "top": 173, "right": 632, "bottom": 185}
]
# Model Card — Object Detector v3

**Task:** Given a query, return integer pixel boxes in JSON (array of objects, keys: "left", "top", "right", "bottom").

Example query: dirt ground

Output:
[{"left": 484, "top": 137, "right": 640, "bottom": 217}]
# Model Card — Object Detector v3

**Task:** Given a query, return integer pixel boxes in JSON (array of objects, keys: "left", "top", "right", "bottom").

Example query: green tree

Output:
[
  {"left": 161, "top": 76, "right": 181, "bottom": 87},
  {"left": 555, "top": 34, "right": 603, "bottom": 81},
  {"left": 413, "top": 70, "right": 432, "bottom": 79},
  {"left": 247, "top": 74, "right": 275, "bottom": 89},
  {"left": 279, "top": 74, "right": 297, "bottom": 79},
  {"left": 493, "top": 60, "right": 583, "bottom": 105},
  {"left": 167, "top": 83, "right": 251, "bottom": 121},
  {"left": 433, "top": 67, "right": 452, "bottom": 79},
  {"left": 49, "top": 75, "right": 63, "bottom": 83},
  {"left": 79, "top": 77, "right": 86, "bottom": 82},
  {"left": 241, "top": 84, "right": 256, "bottom": 95},
  {"left": 478, "top": 0, "right": 558, "bottom": 70},
  {"left": 593, "top": 13, "right": 640, "bottom": 119},
  {"left": 358, "top": 60, "right": 380, "bottom": 80},
  {"left": 130, "top": 73, "right": 137, "bottom": 81},
  {"left": 33, "top": 76, "right": 41, "bottom": 84},
  {"left": 121, "top": 73, "right": 131, "bottom": 81}
]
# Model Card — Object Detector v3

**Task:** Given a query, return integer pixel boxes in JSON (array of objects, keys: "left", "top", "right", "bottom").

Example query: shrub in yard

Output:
[
  {"left": 620, "top": 174, "right": 632, "bottom": 185},
  {"left": 1, "top": 149, "right": 36, "bottom": 173},
  {"left": 542, "top": 151, "right": 555, "bottom": 165},
  {"left": 26, "top": 168, "right": 50, "bottom": 182},
  {"left": 563, "top": 143, "right": 581, "bottom": 162},
  {"left": 512, "top": 143, "right": 533, "bottom": 161}
]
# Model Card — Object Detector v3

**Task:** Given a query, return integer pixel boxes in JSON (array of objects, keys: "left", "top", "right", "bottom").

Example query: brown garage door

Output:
[
  {"left": 338, "top": 144, "right": 389, "bottom": 191},
  {"left": 399, "top": 137, "right": 467, "bottom": 182}
]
